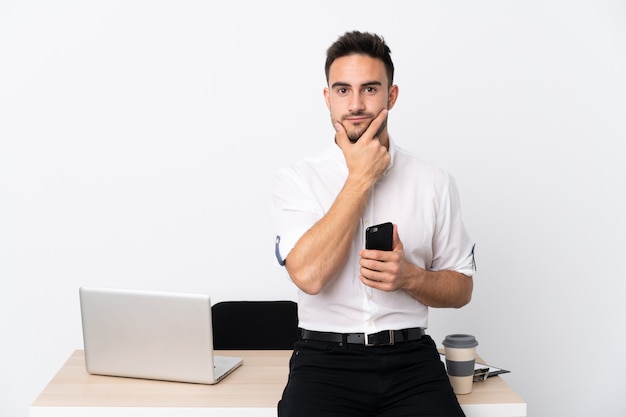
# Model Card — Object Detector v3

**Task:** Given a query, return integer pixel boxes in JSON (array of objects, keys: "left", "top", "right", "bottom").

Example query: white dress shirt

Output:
[{"left": 271, "top": 138, "right": 475, "bottom": 334}]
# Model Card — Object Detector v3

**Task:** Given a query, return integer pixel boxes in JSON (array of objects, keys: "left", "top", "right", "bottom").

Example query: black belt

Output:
[{"left": 299, "top": 327, "right": 425, "bottom": 346}]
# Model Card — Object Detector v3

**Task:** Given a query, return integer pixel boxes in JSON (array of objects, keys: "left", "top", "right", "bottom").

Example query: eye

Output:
[
  {"left": 336, "top": 87, "right": 348, "bottom": 96},
  {"left": 363, "top": 86, "right": 377, "bottom": 95}
]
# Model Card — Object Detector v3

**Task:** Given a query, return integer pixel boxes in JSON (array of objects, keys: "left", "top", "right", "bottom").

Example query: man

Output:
[{"left": 271, "top": 31, "right": 476, "bottom": 417}]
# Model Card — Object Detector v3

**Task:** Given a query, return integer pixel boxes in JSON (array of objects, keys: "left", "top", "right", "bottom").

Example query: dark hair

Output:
[{"left": 325, "top": 31, "right": 394, "bottom": 86}]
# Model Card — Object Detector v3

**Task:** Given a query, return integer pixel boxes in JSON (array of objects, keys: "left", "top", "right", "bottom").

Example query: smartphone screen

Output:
[{"left": 365, "top": 222, "right": 393, "bottom": 251}]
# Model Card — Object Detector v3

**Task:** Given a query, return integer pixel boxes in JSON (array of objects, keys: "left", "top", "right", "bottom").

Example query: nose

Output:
[{"left": 348, "top": 92, "right": 365, "bottom": 113}]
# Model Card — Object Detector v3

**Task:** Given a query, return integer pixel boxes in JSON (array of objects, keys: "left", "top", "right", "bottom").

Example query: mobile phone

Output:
[{"left": 365, "top": 222, "right": 393, "bottom": 251}]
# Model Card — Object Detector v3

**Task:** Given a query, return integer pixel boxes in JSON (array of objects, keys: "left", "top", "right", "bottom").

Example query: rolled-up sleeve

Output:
[
  {"left": 431, "top": 174, "right": 476, "bottom": 277},
  {"left": 271, "top": 166, "right": 322, "bottom": 267}
]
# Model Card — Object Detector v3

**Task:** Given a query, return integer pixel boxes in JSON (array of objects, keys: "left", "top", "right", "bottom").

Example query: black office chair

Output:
[{"left": 211, "top": 300, "right": 298, "bottom": 350}]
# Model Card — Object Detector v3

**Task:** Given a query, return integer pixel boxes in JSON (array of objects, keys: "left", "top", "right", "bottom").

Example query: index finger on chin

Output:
[
  {"left": 362, "top": 109, "right": 388, "bottom": 142},
  {"left": 334, "top": 121, "right": 350, "bottom": 149}
]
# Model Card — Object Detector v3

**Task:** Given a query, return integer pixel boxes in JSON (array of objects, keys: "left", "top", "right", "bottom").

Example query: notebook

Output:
[{"left": 79, "top": 286, "right": 243, "bottom": 384}]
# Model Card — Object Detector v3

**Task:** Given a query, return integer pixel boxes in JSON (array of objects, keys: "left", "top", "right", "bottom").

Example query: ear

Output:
[
  {"left": 387, "top": 84, "right": 399, "bottom": 110},
  {"left": 323, "top": 87, "right": 331, "bottom": 110}
]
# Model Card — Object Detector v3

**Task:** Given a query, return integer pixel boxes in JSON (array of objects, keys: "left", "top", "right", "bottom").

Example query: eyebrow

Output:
[{"left": 330, "top": 80, "right": 383, "bottom": 89}]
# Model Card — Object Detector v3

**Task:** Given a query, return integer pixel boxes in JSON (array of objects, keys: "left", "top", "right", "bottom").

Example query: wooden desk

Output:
[{"left": 31, "top": 350, "right": 526, "bottom": 417}]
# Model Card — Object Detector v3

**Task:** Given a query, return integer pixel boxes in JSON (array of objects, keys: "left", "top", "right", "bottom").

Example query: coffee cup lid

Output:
[{"left": 442, "top": 334, "right": 478, "bottom": 348}]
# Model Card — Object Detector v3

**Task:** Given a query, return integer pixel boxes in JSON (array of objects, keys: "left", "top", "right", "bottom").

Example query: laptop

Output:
[{"left": 79, "top": 286, "right": 243, "bottom": 384}]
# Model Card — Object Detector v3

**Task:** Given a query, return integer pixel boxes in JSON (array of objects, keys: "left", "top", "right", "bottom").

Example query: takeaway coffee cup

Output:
[{"left": 442, "top": 334, "right": 479, "bottom": 395}]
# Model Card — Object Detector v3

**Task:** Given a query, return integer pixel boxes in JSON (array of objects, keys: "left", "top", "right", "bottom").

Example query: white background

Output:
[{"left": 1, "top": 1, "right": 625, "bottom": 416}]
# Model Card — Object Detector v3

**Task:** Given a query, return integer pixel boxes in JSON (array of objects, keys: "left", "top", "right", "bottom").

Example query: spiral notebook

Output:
[{"left": 439, "top": 353, "right": 510, "bottom": 381}]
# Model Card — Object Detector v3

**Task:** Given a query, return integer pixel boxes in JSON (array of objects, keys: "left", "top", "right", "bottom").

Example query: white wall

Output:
[{"left": 1, "top": 1, "right": 625, "bottom": 416}]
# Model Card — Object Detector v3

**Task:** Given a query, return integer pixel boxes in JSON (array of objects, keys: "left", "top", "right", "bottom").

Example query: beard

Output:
[{"left": 338, "top": 111, "right": 388, "bottom": 143}]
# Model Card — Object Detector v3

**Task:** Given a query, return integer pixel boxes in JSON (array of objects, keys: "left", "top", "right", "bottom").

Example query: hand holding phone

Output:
[{"left": 365, "top": 222, "right": 393, "bottom": 251}]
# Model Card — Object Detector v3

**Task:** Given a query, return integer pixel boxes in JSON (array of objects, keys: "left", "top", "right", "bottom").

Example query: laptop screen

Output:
[{"left": 79, "top": 286, "right": 242, "bottom": 384}]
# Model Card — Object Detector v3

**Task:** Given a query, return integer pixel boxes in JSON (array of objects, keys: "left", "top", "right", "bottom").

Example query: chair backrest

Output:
[{"left": 211, "top": 300, "right": 298, "bottom": 350}]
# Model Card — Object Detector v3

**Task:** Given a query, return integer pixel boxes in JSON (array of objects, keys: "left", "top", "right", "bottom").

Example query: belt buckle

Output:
[{"left": 365, "top": 330, "right": 395, "bottom": 346}]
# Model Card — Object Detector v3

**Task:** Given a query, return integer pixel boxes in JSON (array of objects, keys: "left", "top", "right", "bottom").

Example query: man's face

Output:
[{"left": 324, "top": 54, "right": 398, "bottom": 144}]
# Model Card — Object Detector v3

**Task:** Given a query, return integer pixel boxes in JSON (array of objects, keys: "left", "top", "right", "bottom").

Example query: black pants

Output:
[{"left": 278, "top": 334, "right": 465, "bottom": 417}]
